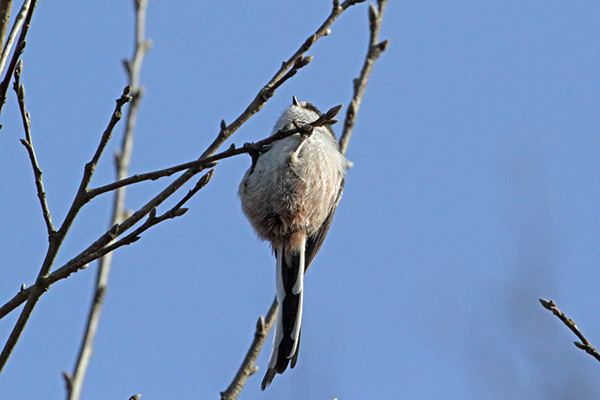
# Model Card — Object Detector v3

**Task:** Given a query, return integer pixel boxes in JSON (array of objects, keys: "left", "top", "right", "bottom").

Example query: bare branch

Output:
[
  {"left": 0, "top": 88, "right": 131, "bottom": 373},
  {"left": 221, "top": 298, "right": 278, "bottom": 400},
  {"left": 66, "top": 2, "right": 151, "bottom": 397},
  {"left": 539, "top": 298, "right": 600, "bottom": 362},
  {"left": 1, "top": 168, "right": 215, "bottom": 325},
  {"left": 47, "top": 169, "right": 214, "bottom": 286},
  {"left": 339, "top": 0, "right": 388, "bottom": 155},
  {"left": 0, "top": 0, "right": 36, "bottom": 118},
  {"left": 13, "top": 60, "right": 55, "bottom": 236}
]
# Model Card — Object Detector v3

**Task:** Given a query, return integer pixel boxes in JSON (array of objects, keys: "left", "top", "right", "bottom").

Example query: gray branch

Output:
[
  {"left": 0, "top": 87, "right": 132, "bottom": 374},
  {"left": 64, "top": 1, "right": 151, "bottom": 399},
  {"left": 339, "top": 0, "right": 389, "bottom": 156}
]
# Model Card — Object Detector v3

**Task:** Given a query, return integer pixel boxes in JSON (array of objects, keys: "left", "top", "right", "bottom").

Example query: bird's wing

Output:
[{"left": 304, "top": 179, "right": 345, "bottom": 271}]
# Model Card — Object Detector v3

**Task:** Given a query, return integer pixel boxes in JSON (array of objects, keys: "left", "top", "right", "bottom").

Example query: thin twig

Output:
[
  {"left": 539, "top": 298, "right": 600, "bottom": 362},
  {"left": 0, "top": 0, "right": 29, "bottom": 76},
  {"left": 50, "top": 170, "right": 215, "bottom": 285},
  {"left": 0, "top": 88, "right": 131, "bottom": 374},
  {"left": 13, "top": 60, "right": 54, "bottom": 236},
  {"left": 3, "top": 169, "right": 213, "bottom": 334},
  {"left": 64, "top": 2, "right": 152, "bottom": 399},
  {"left": 0, "top": 0, "right": 36, "bottom": 118},
  {"left": 339, "top": 0, "right": 388, "bottom": 156},
  {"left": 221, "top": 298, "right": 278, "bottom": 400}
]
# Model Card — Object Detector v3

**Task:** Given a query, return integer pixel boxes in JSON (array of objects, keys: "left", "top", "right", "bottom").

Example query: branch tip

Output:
[
  {"left": 198, "top": 168, "right": 215, "bottom": 187},
  {"left": 129, "top": 395, "right": 142, "bottom": 400},
  {"left": 256, "top": 315, "right": 265, "bottom": 332},
  {"left": 377, "top": 39, "right": 389, "bottom": 52},
  {"left": 538, "top": 298, "right": 553, "bottom": 309},
  {"left": 174, "top": 208, "right": 188, "bottom": 217},
  {"left": 325, "top": 104, "right": 344, "bottom": 119},
  {"left": 220, "top": 119, "right": 227, "bottom": 131}
]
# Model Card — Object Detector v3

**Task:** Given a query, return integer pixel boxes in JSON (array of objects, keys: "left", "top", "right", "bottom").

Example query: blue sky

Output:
[{"left": 1, "top": 1, "right": 600, "bottom": 399}]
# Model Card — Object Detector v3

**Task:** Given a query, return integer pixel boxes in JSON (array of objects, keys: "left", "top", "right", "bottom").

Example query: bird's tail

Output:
[{"left": 261, "top": 238, "right": 305, "bottom": 390}]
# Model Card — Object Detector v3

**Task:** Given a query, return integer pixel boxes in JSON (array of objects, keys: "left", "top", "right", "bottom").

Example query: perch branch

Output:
[
  {"left": 539, "top": 298, "right": 600, "bottom": 362},
  {"left": 50, "top": 169, "right": 215, "bottom": 286},
  {"left": 88, "top": 103, "right": 343, "bottom": 198}
]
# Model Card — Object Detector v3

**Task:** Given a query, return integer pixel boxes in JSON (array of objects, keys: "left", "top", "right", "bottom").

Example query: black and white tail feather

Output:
[{"left": 261, "top": 241, "right": 305, "bottom": 389}]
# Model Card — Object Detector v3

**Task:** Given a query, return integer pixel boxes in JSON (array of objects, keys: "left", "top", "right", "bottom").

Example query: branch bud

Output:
[
  {"left": 369, "top": 3, "right": 379, "bottom": 24},
  {"left": 325, "top": 104, "right": 343, "bottom": 120}
]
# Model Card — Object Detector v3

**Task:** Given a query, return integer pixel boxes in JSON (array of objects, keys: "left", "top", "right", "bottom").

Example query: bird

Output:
[{"left": 238, "top": 96, "right": 348, "bottom": 389}]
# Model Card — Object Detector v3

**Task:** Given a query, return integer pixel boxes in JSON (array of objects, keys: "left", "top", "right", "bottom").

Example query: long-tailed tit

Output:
[{"left": 239, "top": 97, "right": 348, "bottom": 389}]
